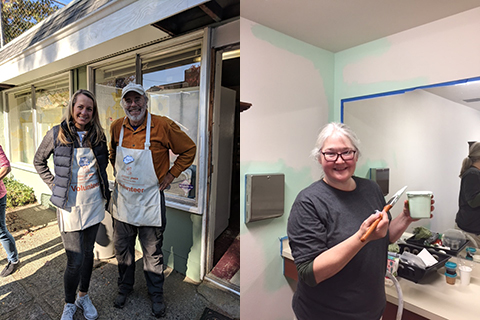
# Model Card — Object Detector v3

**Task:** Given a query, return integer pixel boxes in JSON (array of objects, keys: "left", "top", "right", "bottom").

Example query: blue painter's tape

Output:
[{"left": 340, "top": 76, "right": 480, "bottom": 123}]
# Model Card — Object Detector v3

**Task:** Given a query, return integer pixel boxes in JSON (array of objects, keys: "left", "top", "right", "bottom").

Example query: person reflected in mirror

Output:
[
  {"left": 34, "top": 89, "right": 110, "bottom": 320},
  {"left": 455, "top": 141, "right": 480, "bottom": 248},
  {"left": 287, "top": 122, "right": 434, "bottom": 320},
  {"left": 0, "top": 145, "right": 20, "bottom": 277},
  {"left": 109, "top": 83, "right": 196, "bottom": 318}
]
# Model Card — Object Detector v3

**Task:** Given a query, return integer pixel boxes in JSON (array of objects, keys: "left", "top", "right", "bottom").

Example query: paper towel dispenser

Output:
[
  {"left": 370, "top": 168, "right": 389, "bottom": 196},
  {"left": 245, "top": 173, "right": 284, "bottom": 223}
]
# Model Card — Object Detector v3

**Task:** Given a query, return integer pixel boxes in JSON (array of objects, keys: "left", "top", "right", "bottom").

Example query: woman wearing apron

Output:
[{"left": 34, "top": 89, "right": 110, "bottom": 320}]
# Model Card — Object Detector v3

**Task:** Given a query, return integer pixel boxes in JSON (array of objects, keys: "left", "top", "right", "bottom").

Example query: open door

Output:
[{"left": 205, "top": 47, "right": 240, "bottom": 294}]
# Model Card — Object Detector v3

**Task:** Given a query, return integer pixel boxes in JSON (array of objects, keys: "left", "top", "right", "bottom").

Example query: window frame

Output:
[{"left": 87, "top": 29, "right": 209, "bottom": 214}]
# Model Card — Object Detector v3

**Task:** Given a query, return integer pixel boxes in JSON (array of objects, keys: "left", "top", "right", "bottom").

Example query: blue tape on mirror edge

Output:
[{"left": 340, "top": 76, "right": 480, "bottom": 123}]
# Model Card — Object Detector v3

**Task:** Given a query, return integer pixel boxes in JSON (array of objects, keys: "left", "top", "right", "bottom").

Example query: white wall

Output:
[
  {"left": 344, "top": 89, "right": 480, "bottom": 233},
  {"left": 241, "top": 6, "right": 480, "bottom": 320},
  {"left": 240, "top": 18, "right": 334, "bottom": 320},
  {"left": 335, "top": 7, "right": 480, "bottom": 120}
]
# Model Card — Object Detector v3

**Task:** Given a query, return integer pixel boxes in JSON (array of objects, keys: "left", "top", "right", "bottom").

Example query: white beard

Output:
[{"left": 125, "top": 106, "right": 146, "bottom": 124}]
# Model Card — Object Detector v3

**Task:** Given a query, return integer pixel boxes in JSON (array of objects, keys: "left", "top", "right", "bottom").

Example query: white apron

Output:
[
  {"left": 111, "top": 113, "right": 162, "bottom": 227},
  {"left": 59, "top": 147, "right": 105, "bottom": 232}
]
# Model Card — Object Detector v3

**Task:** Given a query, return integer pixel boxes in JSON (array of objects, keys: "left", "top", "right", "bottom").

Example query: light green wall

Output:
[
  {"left": 163, "top": 208, "right": 202, "bottom": 282},
  {"left": 333, "top": 39, "right": 429, "bottom": 122},
  {"left": 250, "top": 24, "right": 336, "bottom": 121},
  {"left": 334, "top": 10, "right": 480, "bottom": 118},
  {"left": 240, "top": 18, "right": 335, "bottom": 319},
  {"left": 77, "top": 66, "right": 87, "bottom": 90}
]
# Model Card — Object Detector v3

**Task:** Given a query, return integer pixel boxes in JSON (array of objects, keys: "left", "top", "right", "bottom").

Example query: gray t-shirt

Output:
[
  {"left": 287, "top": 176, "right": 389, "bottom": 320},
  {"left": 456, "top": 167, "right": 480, "bottom": 234}
]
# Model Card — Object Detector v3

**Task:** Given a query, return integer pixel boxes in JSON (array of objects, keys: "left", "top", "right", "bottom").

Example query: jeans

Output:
[
  {"left": 60, "top": 221, "right": 100, "bottom": 303},
  {"left": 0, "top": 195, "right": 18, "bottom": 263}
]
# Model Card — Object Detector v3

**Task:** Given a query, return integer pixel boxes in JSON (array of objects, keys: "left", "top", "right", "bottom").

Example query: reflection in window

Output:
[
  {"left": 94, "top": 58, "right": 136, "bottom": 180},
  {"left": 143, "top": 47, "right": 201, "bottom": 204},
  {"left": 35, "top": 79, "right": 69, "bottom": 141},
  {"left": 8, "top": 90, "right": 34, "bottom": 163}
]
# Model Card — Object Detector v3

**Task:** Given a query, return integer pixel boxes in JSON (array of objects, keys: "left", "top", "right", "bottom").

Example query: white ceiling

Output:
[
  {"left": 241, "top": 0, "right": 480, "bottom": 53},
  {"left": 241, "top": 0, "right": 480, "bottom": 110}
]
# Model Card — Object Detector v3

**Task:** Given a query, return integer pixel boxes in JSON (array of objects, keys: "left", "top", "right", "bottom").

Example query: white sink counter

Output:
[
  {"left": 280, "top": 236, "right": 480, "bottom": 319},
  {"left": 386, "top": 256, "right": 479, "bottom": 320}
]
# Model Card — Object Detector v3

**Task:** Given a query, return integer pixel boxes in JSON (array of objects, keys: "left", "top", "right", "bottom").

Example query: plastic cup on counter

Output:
[
  {"left": 445, "top": 261, "right": 457, "bottom": 285},
  {"left": 445, "top": 272, "right": 457, "bottom": 285},
  {"left": 406, "top": 191, "right": 432, "bottom": 219},
  {"left": 445, "top": 261, "right": 457, "bottom": 274},
  {"left": 459, "top": 265, "right": 472, "bottom": 286}
]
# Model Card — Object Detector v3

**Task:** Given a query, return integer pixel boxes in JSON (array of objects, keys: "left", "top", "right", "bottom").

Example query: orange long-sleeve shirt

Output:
[{"left": 109, "top": 113, "right": 196, "bottom": 182}]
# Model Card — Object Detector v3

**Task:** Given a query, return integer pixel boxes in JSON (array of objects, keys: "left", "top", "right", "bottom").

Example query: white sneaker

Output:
[
  {"left": 61, "top": 303, "right": 77, "bottom": 320},
  {"left": 75, "top": 293, "right": 98, "bottom": 320}
]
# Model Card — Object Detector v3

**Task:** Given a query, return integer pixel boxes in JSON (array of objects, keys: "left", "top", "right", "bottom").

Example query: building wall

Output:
[
  {"left": 334, "top": 7, "right": 480, "bottom": 120},
  {"left": 240, "top": 18, "right": 334, "bottom": 320},
  {"left": 1, "top": 0, "right": 209, "bottom": 284},
  {"left": 240, "top": 7, "right": 480, "bottom": 319}
]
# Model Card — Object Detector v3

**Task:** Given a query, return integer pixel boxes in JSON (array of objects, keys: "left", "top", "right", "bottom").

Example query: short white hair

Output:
[{"left": 311, "top": 122, "right": 361, "bottom": 162}]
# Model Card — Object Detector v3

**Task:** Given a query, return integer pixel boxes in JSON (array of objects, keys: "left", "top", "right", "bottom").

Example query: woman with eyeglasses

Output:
[{"left": 287, "top": 122, "right": 433, "bottom": 320}]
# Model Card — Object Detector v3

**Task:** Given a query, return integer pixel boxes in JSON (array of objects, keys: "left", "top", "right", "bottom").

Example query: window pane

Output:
[
  {"left": 143, "top": 47, "right": 201, "bottom": 203},
  {"left": 94, "top": 58, "right": 136, "bottom": 181},
  {"left": 8, "top": 90, "right": 34, "bottom": 163},
  {"left": 35, "top": 78, "right": 69, "bottom": 141}
]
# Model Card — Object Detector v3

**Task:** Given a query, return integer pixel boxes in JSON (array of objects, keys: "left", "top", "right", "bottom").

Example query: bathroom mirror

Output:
[{"left": 343, "top": 77, "right": 480, "bottom": 249}]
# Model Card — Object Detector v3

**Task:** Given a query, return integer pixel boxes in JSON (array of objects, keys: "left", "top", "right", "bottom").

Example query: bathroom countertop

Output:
[
  {"left": 386, "top": 256, "right": 479, "bottom": 320},
  {"left": 281, "top": 236, "right": 479, "bottom": 319}
]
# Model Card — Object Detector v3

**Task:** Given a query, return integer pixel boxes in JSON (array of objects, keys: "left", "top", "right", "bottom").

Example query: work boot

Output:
[
  {"left": 75, "top": 293, "right": 98, "bottom": 320},
  {"left": 152, "top": 300, "right": 166, "bottom": 318},
  {"left": 60, "top": 303, "right": 77, "bottom": 320},
  {"left": 114, "top": 292, "right": 130, "bottom": 309},
  {"left": 0, "top": 261, "right": 19, "bottom": 277}
]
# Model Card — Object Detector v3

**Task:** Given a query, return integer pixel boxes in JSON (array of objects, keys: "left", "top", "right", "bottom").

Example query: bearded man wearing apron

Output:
[{"left": 109, "top": 83, "right": 196, "bottom": 318}]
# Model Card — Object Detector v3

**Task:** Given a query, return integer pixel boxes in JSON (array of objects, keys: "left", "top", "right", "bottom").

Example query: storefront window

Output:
[
  {"left": 35, "top": 78, "right": 70, "bottom": 141},
  {"left": 8, "top": 90, "right": 34, "bottom": 163},
  {"left": 142, "top": 46, "right": 201, "bottom": 204},
  {"left": 92, "top": 44, "right": 202, "bottom": 207},
  {"left": 94, "top": 58, "right": 136, "bottom": 180},
  {"left": 7, "top": 74, "right": 70, "bottom": 165}
]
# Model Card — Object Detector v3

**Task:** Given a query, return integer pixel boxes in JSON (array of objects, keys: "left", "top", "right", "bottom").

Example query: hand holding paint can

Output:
[{"left": 406, "top": 191, "right": 433, "bottom": 219}]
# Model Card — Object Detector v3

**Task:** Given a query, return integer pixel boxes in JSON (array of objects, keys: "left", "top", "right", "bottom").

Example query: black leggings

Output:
[{"left": 60, "top": 223, "right": 99, "bottom": 303}]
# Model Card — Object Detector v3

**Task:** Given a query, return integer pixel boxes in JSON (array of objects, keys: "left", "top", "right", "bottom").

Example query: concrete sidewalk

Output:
[{"left": 0, "top": 204, "right": 239, "bottom": 320}]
